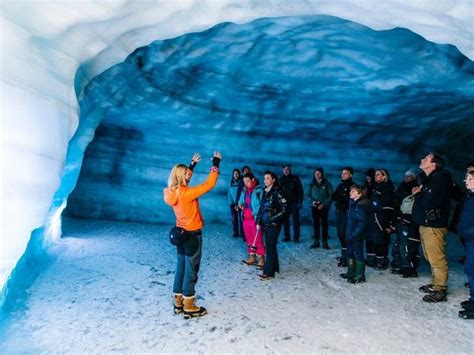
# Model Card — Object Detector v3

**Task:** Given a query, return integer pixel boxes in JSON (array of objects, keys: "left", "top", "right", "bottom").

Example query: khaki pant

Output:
[{"left": 419, "top": 226, "right": 448, "bottom": 291}]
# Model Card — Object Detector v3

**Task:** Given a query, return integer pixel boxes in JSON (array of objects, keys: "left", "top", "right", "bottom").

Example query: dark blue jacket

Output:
[
  {"left": 371, "top": 180, "right": 395, "bottom": 231},
  {"left": 458, "top": 192, "right": 474, "bottom": 242},
  {"left": 332, "top": 178, "right": 355, "bottom": 212},
  {"left": 345, "top": 198, "right": 370, "bottom": 242},
  {"left": 413, "top": 169, "right": 452, "bottom": 227}
]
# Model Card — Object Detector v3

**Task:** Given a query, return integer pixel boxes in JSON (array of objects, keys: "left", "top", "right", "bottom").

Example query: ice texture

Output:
[{"left": 64, "top": 16, "right": 474, "bottom": 224}]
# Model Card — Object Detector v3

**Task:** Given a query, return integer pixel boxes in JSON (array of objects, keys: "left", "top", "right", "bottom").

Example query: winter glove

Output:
[{"left": 212, "top": 156, "right": 221, "bottom": 168}]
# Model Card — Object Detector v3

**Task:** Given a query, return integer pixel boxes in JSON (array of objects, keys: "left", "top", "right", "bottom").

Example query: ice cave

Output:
[{"left": 1, "top": 1, "right": 473, "bottom": 353}]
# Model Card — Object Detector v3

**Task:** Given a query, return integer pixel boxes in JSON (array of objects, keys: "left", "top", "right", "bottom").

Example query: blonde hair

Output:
[
  {"left": 375, "top": 168, "right": 390, "bottom": 183},
  {"left": 167, "top": 164, "right": 188, "bottom": 189}
]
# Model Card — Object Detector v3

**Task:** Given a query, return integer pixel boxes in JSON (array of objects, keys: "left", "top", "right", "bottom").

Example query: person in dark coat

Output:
[
  {"left": 256, "top": 171, "right": 289, "bottom": 281},
  {"left": 413, "top": 152, "right": 452, "bottom": 303},
  {"left": 280, "top": 164, "right": 304, "bottom": 243},
  {"left": 391, "top": 169, "right": 420, "bottom": 276},
  {"left": 458, "top": 170, "right": 474, "bottom": 319},
  {"left": 340, "top": 184, "right": 370, "bottom": 284},
  {"left": 368, "top": 168, "right": 395, "bottom": 270},
  {"left": 332, "top": 167, "right": 355, "bottom": 267},
  {"left": 307, "top": 167, "right": 334, "bottom": 249}
]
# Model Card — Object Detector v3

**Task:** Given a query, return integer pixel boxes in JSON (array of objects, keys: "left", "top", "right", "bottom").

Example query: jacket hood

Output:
[{"left": 163, "top": 187, "right": 180, "bottom": 206}]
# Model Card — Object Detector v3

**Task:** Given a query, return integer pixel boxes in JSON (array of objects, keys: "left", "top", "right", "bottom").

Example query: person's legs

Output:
[
  {"left": 263, "top": 225, "right": 281, "bottom": 277},
  {"left": 320, "top": 208, "right": 329, "bottom": 243},
  {"left": 182, "top": 233, "right": 203, "bottom": 297},
  {"left": 292, "top": 203, "right": 301, "bottom": 242},
  {"left": 230, "top": 205, "right": 239, "bottom": 236},
  {"left": 420, "top": 226, "right": 448, "bottom": 292}
]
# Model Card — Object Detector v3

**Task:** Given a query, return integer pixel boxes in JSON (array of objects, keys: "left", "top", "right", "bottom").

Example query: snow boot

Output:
[
  {"left": 422, "top": 290, "right": 447, "bottom": 303},
  {"left": 241, "top": 253, "right": 256, "bottom": 266},
  {"left": 340, "top": 258, "right": 355, "bottom": 280},
  {"left": 182, "top": 296, "right": 207, "bottom": 319},
  {"left": 458, "top": 310, "right": 474, "bottom": 319},
  {"left": 419, "top": 284, "right": 435, "bottom": 293},
  {"left": 349, "top": 261, "right": 366, "bottom": 284},
  {"left": 337, "top": 256, "right": 348, "bottom": 268},
  {"left": 460, "top": 300, "right": 474, "bottom": 311},
  {"left": 174, "top": 293, "right": 183, "bottom": 314},
  {"left": 256, "top": 255, "right": 265, "bottom": 270}
]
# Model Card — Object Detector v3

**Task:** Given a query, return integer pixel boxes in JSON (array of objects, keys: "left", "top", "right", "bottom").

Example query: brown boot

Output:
[
  {"left": 174, "top": 293, "right": 183, "bottom": 314},
  {"left": 241, "top": 253, "right": 257, "bottom": 266},
  {"left": 256, "top": 255, "right": 265, "bottom": 270},
  {"left": 182, "top": 296, "right": 208, "bottom": 319}
]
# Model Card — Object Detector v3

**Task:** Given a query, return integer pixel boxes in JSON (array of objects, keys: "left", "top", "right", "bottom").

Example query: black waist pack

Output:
[{"left": 169, "top": 226, "right": 189, "bottom": 246}]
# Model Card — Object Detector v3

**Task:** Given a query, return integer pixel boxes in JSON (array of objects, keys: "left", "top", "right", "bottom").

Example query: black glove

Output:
[
  {"left": 188, "top": 160, "right": 197, "bottom": 171},
  {"left": 212, "top": 156, "right": 221, "bottom": 168}
]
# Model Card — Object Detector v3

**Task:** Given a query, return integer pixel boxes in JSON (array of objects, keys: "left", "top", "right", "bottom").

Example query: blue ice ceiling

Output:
[{"left": 64, "top": 15, "right": 474, "bottom": 223}]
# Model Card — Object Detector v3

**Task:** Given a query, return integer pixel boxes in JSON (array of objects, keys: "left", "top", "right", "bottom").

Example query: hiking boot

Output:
[
  {"left": 258, "top": 273, "right": 274, "bottom": 281},
  {"left": 183, "top": 296, "right": 207, "bottom": 319},
  {"left": 174, "top": 293, "right": 183, "bottom": 314},
  {"left": 337, "top": 257, "right": 348, "bottom": 268},
  {"left": 322, "top": 241, "right": 330, "bottom": 250},
  {"left": 310, "top": 241, "right": 321, "bottom": 249},
  {"left": 458, "top": 310, "right": 474, "bottom": 319},
  {"left": 390, "top": 268, "right": 402, "bottom": 274},
  {"left": 423, "top": 290, "right": 447, "bottom": 303},
  {"left": 419, "top": 284, "right": 435, "bottom": 293},
  {"left": 461, "top": 300, "right": 474, "bottom": 311},
  {"left": 241, "top": 254, "right": 257, "bottom": 266},
  {"left": 256, "top": 255, "right": 265, "bottom": 270},
  {"left": 401, "top": 270, "right": 418, "bottom": 278}
]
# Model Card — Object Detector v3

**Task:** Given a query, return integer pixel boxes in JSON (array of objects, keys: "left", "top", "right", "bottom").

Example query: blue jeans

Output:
[{"left": 173, "top": 231, "right": 202, "bottom": 297}]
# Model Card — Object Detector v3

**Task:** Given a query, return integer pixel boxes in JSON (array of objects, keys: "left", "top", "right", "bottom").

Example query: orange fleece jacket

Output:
[{"left": 163, "top": 170, "right": 219, "bottom": 231}]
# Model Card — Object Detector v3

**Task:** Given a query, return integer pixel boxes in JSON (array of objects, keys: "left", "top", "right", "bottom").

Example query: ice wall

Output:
[
  {"left": 64, "top": 15, "right": 474, "bottom": 224},
  {"left": 1, "top": 0, "right": 473, "bottom": 309}
]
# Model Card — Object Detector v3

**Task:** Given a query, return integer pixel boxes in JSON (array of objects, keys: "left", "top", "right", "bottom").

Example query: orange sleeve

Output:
[{"left": 181, "top": 170, "right": 219, "bottom": 201}]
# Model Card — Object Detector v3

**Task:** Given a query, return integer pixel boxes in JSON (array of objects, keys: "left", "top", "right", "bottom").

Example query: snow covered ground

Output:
[{"left": 1, "top": 217, "right": 473, "bottom": 353}]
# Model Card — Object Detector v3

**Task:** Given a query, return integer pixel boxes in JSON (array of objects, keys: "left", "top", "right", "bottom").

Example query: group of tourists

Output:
[{"left": 163, "top": 151, "right": 473, "bottom": 320}]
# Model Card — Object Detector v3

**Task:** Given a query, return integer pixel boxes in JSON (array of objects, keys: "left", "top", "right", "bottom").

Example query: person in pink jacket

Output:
[{"left": 239, "top": 172, "right": 265, "bottom": 269}]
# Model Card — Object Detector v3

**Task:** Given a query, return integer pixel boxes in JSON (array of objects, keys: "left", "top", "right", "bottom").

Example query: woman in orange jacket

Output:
[{"left": 163, "top": 151, "right": 222, "bottom": 319}]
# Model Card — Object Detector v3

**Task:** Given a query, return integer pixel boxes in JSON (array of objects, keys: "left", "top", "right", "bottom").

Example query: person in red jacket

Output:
[{"left": 163, "top": 151, "right": 222, "bottom": 319}]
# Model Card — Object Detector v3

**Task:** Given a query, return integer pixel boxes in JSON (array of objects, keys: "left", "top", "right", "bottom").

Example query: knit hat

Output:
[{"left": 404, "top": 169, "right": 417, "bottom": 178}]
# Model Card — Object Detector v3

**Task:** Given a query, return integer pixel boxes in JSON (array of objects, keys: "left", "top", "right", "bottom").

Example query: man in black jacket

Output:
[
  {"left": 280, "top": 164, "right": 304, "bottom": 243},
  {"left": 412, "top": 152, "right": 452, "bottom": 303},
  {"left": 332, "top": 167, "right": 355, "bottom": 267}
]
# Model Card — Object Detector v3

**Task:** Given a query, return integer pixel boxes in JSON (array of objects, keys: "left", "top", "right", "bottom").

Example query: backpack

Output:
[{"left": 400, "top": 194, "right": 415, "bottom": 215}]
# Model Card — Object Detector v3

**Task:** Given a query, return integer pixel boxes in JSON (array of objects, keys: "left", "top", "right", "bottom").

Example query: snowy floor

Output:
[{"left": 1, "top": 217, "right": 473, "bottom": 354}]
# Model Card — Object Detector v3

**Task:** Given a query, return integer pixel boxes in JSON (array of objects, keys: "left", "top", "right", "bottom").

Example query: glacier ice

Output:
[
  {"left": 1, "top": 0, "right": 473, "bottom": 309},
  {"left": 64, "top": 16, "right": 474, "bottom": 225}
]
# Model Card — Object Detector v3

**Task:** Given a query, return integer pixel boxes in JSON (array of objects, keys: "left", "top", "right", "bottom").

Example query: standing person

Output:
[
  {"left": 458, "top": 170, "right": 474, "bottom": 319},
  {"left": 391, "top": 169, "right": 420, "bottom": 276},
  {"left": 163, "top": 151, "right": 222, "bottom": 319},
  {"left": 256, "top": 171, "right": 289, "bottom": 280},
  {"left": 413, "top": 152, "right": 452, "bottom": 303},
  {"left": 235, "top": 165, "right": 253, "bottom": 238},
  {"left": 239, "top": 172, "right": 265, "bottom": 269},
  {"left": 332, "top": 167, "right": 355, "bottom": 267},
  {"left": 228, "top": 168, "right": 242, "bottom": 238},
  {"left": 369, "top": 168, "right": 395, "bottom": 270},
  {"left": 340, "top": 184, "right": 370, "bottom": 284},
  {"left": 307, "top": 167, "right": 334, "bottom": 249},
  {"left": 365, "top": 168, "right": 376, "bottom": 199},
  {"left": 280, "top": 164, "right": 304, "bottom": 243}
]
